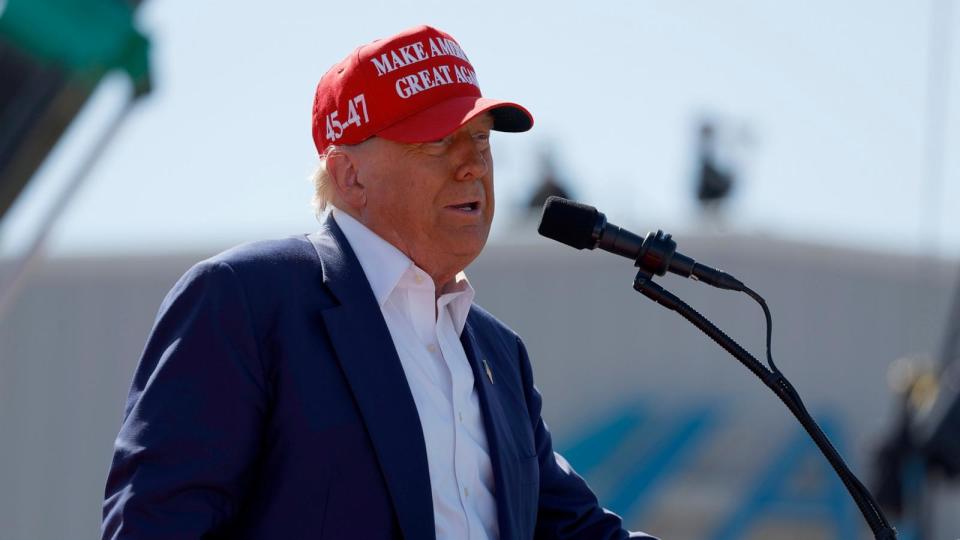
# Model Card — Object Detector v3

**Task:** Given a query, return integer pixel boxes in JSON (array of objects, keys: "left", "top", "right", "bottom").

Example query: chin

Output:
[
  {"left": 462, "top": 229, "right": 490, "bottom": 252},
  {"left": 446, "top": 237, "right": 486, "bottom": 264}
]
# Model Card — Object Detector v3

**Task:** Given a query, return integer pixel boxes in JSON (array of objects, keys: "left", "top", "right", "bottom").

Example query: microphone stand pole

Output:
[{"left": 633, "top": 269, "right": 897, "bottom": 540}]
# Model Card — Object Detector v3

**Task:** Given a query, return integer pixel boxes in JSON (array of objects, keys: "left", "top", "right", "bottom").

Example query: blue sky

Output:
[{"left": 2, "top": 0, "right": 958, "bottom": 258}]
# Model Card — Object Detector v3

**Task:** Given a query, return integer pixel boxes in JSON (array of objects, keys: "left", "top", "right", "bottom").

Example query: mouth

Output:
[{"left": 445, "top": 200, "right": 482, "bottom": 213}]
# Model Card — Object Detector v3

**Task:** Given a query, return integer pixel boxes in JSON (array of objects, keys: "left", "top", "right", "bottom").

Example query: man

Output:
[{"left": 102, "top": 25, "right": 656, "bottom": 540}]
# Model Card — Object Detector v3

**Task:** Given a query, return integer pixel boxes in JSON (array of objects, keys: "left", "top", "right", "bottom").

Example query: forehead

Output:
[
  {"left": 433, "top": 111, "right": 495, "bottom": 136},
  {"left": 469, "top": 112, "right": 494, "bottom": 130}
]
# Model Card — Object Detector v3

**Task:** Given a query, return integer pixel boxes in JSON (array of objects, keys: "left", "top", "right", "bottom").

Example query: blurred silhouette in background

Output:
[
  {"left": 693, "top": 119, "right": 736, "bottom": 221},
  {"left": 527, "top": 145, "right": 572, "bottom": 211}
]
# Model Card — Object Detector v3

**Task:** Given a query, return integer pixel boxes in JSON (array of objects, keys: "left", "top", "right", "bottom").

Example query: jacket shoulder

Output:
[
  {"left": 169, "top": 234, "right": 333, "bottom": 319},
  {"left": 206, "top": 235, "right": 319, "bottom": 270}
]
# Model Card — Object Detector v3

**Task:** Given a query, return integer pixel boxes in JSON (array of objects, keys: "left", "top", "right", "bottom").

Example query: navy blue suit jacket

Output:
[{"left": 103, "top": 216, "right": 654, "bottom": 539}]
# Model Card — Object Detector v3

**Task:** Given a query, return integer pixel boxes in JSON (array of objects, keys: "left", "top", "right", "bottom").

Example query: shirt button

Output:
[
  {"left": 427, "top": 344, "right": 437, "bottom": 353},
  {"left": 464, "top": 487, "right": 469, "bottom": 497},
  {"left": 459, "top": 411, "right": 463, "bottom": 422},
  {"left": 414, "top": 274, "right": 424, "bottom": 284}
]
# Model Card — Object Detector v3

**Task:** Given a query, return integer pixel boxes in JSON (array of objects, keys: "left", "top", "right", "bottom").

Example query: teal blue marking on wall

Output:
[
  {"left": 892, "top": 522, "right": 916, "bottom": 540},
  {"left": 561, "top": 407, "right": 645, "bottom": 477},
  {"left": 710, "top": 413, "right": 857, "bottom": 540},
  {"left": 605, "top": 407, "right": 717, "bottom": 520}
]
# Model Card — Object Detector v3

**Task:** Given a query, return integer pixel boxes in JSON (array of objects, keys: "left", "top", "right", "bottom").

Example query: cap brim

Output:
[{"left": 376, "top": 96, "right": 533, "bottom": 144}]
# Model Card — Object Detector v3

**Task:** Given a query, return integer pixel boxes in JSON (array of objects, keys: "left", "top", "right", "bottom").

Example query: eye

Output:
[
  {"left": 416, "top": 134, "right": 453, "bottom": 155},
  {"left": 473, "top": 130, "right": 491, "bottom": 149}
]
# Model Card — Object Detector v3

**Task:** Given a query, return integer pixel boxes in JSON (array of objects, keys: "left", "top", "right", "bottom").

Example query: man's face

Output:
[{"left": 351, "top": 113, "right": 495, "bottom": 285}]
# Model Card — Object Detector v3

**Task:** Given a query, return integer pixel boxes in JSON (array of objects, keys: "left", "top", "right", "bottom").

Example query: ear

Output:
[{"left": 326, "top": 148, "right": 366, "bottom": 211}]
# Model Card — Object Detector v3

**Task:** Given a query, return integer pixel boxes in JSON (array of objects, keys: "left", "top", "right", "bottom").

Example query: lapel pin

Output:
[{"left": 482, "top": 358, "right": 494, "bottom": 384}]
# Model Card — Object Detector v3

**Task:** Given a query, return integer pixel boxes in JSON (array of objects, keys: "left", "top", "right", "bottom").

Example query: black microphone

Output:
[{"left": 537, "top": 196, "right": 744, "bottom": 291}]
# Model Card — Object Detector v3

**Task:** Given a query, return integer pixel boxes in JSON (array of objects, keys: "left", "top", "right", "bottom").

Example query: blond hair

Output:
[{"left": 309, "top": 156, "right": 336, "bottom": 214}]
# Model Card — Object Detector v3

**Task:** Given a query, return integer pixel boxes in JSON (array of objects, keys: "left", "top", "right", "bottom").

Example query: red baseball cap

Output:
[{"left": 311, "top": 25, "right": 533, "bottom": 155}]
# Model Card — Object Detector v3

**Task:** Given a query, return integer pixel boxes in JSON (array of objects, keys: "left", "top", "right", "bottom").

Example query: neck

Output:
[{"left": 333, "top": 204, "right": 463, "bottom": 298}]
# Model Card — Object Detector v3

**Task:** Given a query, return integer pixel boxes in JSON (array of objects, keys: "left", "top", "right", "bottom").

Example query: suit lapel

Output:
[
  {"left": 460, "top": 318, "right": 519, "bottom": 540},
  {"left": 308, "top": 218, "right": 435, "bottom": 540}
]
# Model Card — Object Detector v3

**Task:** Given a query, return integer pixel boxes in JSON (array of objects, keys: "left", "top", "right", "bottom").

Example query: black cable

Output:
[{"left": 741, "top": 285, "right": 780, "bottom": 375}]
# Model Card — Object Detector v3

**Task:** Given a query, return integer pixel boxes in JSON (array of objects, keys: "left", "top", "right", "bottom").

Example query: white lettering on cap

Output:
[
  {"left": 372, "top": 41, "right": 430, "bottom": 76},
  {"left": 371, "top": 37, "right": 471, "bottom": 77},
  {"left": 394, "top": 64, "right": 472, "bottom": 99}
]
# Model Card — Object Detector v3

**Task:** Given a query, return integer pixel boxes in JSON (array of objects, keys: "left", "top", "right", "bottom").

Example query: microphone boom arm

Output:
[{"left": 632, "top": 268, "right": 897, "bottom": 540}]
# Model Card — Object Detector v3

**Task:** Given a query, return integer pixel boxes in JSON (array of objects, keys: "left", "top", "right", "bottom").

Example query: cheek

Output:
[
  {"left": 395, "top": 185, "right": 435, "bottom": 226},
  {"left": 483, "top": 151, "right": 495, "bottom": 191},
  {"left": 367, "top": 181, "right": 411, "bottom": 224},
  {"left": 484, "top": 173, "right": 495, "bottom": 212}
]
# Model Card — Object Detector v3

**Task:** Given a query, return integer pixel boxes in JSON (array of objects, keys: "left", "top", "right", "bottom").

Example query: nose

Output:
[{"left": 453, "top": 135, "right": 489, "bottom": 181}]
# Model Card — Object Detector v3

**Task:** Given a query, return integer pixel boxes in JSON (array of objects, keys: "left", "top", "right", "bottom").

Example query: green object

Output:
[{"left": 0, "top": 0, "right": 151, "bottom": 93}]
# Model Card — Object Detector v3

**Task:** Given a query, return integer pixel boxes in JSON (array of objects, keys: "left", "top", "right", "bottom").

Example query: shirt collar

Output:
[
  {"left": 331, "top": 207, "right": 476, "bottom": 334},
  {"left": 439, "top": 271, "right": 475, "bottom": 335}
]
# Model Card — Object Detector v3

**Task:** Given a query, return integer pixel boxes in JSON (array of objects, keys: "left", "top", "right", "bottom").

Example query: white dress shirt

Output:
[{"left": 332, "top": 207, "right": 500, "bottom": 540}]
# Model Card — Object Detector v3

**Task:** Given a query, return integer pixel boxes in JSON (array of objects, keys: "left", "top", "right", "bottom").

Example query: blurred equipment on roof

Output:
[
  {"left": 527, "top": 145, "right": 572, "bottom": 211},
  {"left": 690, "top": 115, "right": 757, "bottom": 226},
  {"left": 694, "top": 120, "right": 734, "bottom": 209},
  {"left": 696, "top": 120, "right": 736, "bottom": 217},
  {"left": 873, "top": 270, "right": 960, "bottom": 540}
]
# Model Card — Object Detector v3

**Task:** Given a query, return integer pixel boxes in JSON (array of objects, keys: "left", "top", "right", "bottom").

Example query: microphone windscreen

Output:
[{"left": 537, "top": 196, "right": 600, "bottom": 250}]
